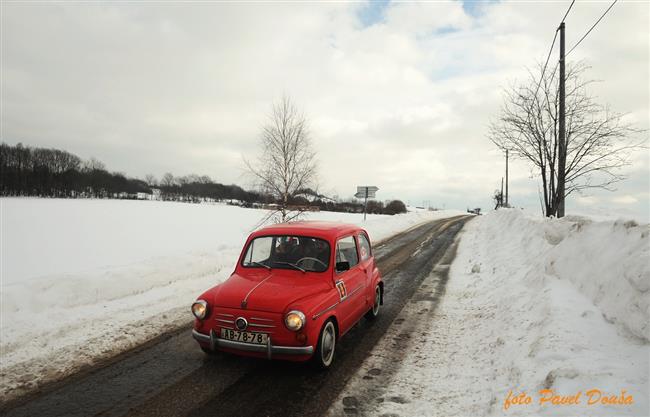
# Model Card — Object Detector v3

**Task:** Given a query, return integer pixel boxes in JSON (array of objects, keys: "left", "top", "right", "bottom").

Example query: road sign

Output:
[
  {"left": 355, "top": 186, "right": 379, "bottom": 221},
  {"left": 355, "top": 186, "right": 378, "bottom": 199}
]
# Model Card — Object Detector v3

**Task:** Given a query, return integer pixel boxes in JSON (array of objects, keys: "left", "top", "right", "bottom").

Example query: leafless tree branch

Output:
[
  {"left": 244, "top": 95, "right": 318, "bottom": 223},
  {"left": 488, "top": 61, "right": 647, "bottom": 216}
]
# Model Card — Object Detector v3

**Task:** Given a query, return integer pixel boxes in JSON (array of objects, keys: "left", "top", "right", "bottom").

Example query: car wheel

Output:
[
  {"left": 365, "top": 285, "right": 381, "bottom": 320},
  {"left": 313, "top": 319, "right": 337, "bottom": 369}
]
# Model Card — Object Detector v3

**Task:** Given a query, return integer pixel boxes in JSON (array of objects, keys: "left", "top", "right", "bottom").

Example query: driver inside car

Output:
[
  {"left": 275, "top": 237, "right": 295, "bottom": 263},
  {"left": 296, "top": 238, "right": 328, "bottom": 271}
]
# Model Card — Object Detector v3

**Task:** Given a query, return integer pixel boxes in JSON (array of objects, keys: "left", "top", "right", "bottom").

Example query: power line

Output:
[
  {"left": 506, "top": 0, "right": 576, "bottom": 208},
  {"left": 537, "top": 0, "right": 617, "bottom": 111},
  {"left": 532, "top": 30, "right": 558, "bottom": 101},
  {"left": 545, "top": 0, "right": 617, "bottom": 88},
  {"left": 560, "top": 0, "right": 576, "bottom": 24},
  {"left": 503, "top": 1, "right": 575, "bottom": 208},
  {"left": 531, "top": 0, "right": 575, "bottom": 108},
  {"left": 566, "top": 0, "right": 618, "bottom": 56},
  {"left": 509, "top": 0, "right": 574, "bottom": 138}
]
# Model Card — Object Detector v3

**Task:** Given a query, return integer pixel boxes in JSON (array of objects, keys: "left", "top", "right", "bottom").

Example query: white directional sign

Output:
[
  {"left": 355, "top": 186, "right": 379, "bottom": 221},
  {"left": 355, "top": 186, "right": 379, "bottom": 199}
]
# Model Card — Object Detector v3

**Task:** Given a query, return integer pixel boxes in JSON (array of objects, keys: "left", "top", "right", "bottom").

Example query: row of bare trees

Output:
[
  {"left": 150, "top": 173, "right": 266, "bottom": 204},
  {"left": 0, "top": 143, "right": 149, "bottom": 198},
  {"left": 1, "top": 139, "right": 403, "bottom": 215},
  {"left": 0, "top": 143, "right": 262, "bottom": 201},
  {"left": 3, "top": 96, "right": 410, "bottom": 219},
  {"left": 489, "top": 62, "right": 645, "bottom": 217}
]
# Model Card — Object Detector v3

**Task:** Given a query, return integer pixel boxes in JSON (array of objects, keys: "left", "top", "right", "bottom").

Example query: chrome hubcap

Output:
[{"left": 321, "top": 322, "right": 335, "bottom": 366}]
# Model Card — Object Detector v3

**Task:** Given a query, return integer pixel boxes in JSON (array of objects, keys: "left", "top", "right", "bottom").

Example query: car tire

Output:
[
  {"left": 364, "top": 284, "right": 381, "bottom": 321},
  {"left": 313, "top": 319, "right": 337, "bottom": 370}
]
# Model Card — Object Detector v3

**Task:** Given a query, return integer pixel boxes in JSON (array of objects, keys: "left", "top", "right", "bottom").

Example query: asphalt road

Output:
[{"left": 2, "top": 215, "right": 471, "bottom": 417}]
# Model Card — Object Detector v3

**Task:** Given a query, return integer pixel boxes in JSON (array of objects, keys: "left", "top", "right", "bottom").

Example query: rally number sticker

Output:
[{"left": 336, "top": 280, "right": 348, "bottom": 300}]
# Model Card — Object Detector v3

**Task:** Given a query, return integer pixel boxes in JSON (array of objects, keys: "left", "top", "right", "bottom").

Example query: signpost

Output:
[{"left": 354, "top": 186, "right": 379, "bottom": 221}]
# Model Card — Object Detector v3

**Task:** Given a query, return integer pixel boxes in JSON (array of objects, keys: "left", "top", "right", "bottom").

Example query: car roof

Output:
[{"left": 250, "top": 221, "right": 363, "bottom": 240}]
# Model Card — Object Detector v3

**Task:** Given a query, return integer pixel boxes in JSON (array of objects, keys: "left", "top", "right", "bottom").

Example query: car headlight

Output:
[
  {"left": 192, "top": 300, "right": 208, "bottom": 320},
  {"left": 285, "top": 310, "right": 305, "bottom": 331}
]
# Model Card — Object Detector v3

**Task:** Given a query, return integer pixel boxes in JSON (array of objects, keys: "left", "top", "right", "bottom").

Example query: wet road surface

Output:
[{"left": 1, "top": 215, "right": 471, "bottom": 417}]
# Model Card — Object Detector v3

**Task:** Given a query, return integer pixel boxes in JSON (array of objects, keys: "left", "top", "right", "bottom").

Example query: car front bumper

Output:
[{"left": 192, "top": 329, "right": 314, "bottom": 359}]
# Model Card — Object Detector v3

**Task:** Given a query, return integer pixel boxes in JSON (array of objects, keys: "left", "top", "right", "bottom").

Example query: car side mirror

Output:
[{"left": 336, "top": 261, "right": 350, "bottom": 272}]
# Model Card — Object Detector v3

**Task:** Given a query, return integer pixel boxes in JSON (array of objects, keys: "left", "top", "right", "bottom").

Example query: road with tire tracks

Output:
[{"left": 1, "top": 215, "right": 472, "bottom": 417}]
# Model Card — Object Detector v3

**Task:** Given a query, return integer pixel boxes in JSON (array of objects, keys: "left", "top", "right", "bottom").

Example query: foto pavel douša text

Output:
[{"left": 503, "top": 389, "right": 633, "bottom": 410}]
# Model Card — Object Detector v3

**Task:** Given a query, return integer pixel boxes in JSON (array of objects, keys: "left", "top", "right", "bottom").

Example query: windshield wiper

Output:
[
  {"left": 251, "top": 261, "right": 271, "bottom": 270},
  {"left": 274, "top": 261, "right": 306, "bottom": 273}
]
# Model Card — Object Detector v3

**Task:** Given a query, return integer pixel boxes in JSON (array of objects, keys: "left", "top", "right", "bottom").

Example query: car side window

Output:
[
  {"left": 358, "top": 233, "right": 371, "bottom": 261},
  {"left": 336, "top": 235, "right": 359, "bottom": 271}
]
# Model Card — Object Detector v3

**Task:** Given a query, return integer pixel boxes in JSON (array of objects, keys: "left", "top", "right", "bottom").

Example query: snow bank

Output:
[
  {"left": 451, "top": 210, "right": 650, "bottom": 416},
  {"left": 485, "top": 210, "right": 649, "bottom": 342},
  {"left": 0, "top": 197, "right": 463, "bottom": 401},
  {"left": 330, "top": 209, "right": 649, "bottom": 417}
]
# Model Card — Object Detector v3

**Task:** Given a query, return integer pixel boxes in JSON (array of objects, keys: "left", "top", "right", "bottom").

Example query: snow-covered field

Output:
[
  {"left": 330, "top": 209, "right": 649, "bottom": 417},
  {"left": 0, "top": 197, "right": 463, "bottom": 401}
]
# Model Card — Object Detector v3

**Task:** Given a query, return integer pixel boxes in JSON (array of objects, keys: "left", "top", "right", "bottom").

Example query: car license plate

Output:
[{"left": 220, "top": 328, "right": 268, "bottom": 345}]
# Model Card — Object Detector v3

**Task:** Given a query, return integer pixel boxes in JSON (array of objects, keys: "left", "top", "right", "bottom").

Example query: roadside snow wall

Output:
[{"left": 482, "top": 209, "right": 649, "bottom": 342}]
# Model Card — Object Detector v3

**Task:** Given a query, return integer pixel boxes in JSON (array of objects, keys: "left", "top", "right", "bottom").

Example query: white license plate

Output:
[{"left": 220, "top": 328, "right": 268, "bottom": 345}]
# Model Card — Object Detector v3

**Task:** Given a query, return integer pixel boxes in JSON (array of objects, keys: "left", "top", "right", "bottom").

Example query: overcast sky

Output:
[{"left": 2, "top": 1, "right": 648, "bottom": 220}]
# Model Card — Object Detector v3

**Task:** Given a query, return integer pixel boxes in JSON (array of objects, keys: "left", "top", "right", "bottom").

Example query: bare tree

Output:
[
  {"left": 161, "top": 172, "right": 175, "bottom": 187},
  {"left": 82, "top": 157, "right": 106, "bottom": 172},
  {"left": 144, "top": 174, "right": 157, "bottom": 187},
  {"left": 489, "top": 62, "right": 646, "bottom": 217},
  {"left": 245, "top": 96, "right": 317, "bottom": 223},
  {"left": 185, "top": 174, "right": 200, "bottom": 183},
  {"left": 176, "top": 176, "right": 190, "bottom": 187}
]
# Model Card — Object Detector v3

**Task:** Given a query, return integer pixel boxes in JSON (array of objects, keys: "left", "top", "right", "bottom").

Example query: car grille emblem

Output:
[{"left": 235, "top": 317, "right": 248, "bottom": 331}]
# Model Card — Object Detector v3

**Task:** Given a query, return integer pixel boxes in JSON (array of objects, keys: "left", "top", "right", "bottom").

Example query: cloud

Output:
[
  {"left": 1, "top": 1, "right": 648, "bottom": 220},
  {"left": 612, "top": 195, "right": 639, "bottom": 205}
]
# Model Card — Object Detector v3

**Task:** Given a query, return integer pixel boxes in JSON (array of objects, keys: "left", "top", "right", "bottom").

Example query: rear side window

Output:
[
  {"left": 358, "top": 233, "right": 371, "bottom": 261},
  {"left": 336, "top": 236, "right": 359, "bottom": 269}
]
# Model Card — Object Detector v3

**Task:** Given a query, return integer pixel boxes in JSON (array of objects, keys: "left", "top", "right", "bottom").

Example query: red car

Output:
[{"left": 191, "top": 221, "right": 383, "bottom": 368}]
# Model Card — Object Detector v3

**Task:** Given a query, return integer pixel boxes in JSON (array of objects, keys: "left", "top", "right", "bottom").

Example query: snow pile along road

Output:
[
  {"left": 0, "top": 197, "right": 463, "bottom": 402},
  {"left": 330, "top": 209, "right": 649, "bottom": 417}
]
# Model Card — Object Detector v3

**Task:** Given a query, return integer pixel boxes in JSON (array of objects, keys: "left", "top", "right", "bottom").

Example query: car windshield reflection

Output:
[{"left": 242, "top": 235, "right": 330, "bottom": 273}]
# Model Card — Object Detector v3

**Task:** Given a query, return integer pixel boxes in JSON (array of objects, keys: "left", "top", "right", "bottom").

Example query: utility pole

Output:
[
  {"left": 557, "top": 21, "right": 567, "bottom": 218},
  {"left": 505, "top": 149, "right": 509, "bottom": 207},
  {"left": 500, "top": 177, "right": 504, "bottom": 208},
  {"left": 363, "top": 187, "right": 368, "bottom": 221}
]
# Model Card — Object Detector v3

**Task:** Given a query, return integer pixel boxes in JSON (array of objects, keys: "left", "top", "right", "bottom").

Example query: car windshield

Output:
[{"left": 242, "top": 235, "right": 330, "bottom": 273}]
